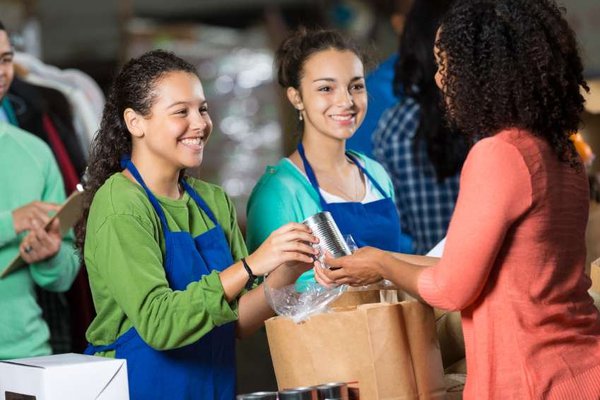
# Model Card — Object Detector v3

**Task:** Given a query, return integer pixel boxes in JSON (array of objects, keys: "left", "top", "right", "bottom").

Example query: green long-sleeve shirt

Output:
[
  {"left": 0, "top": 122, "right": 80, "bottom": 359},
  {"left": 84, "top": 173, "right": 248, "bottom": 353}
]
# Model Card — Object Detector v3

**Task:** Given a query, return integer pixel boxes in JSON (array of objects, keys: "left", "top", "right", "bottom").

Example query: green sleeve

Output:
[
  {"left": 92, "top": 214, "right": 238, "bottom": 350},
  {"left": 224, "top": 192, "right": 248, "bottom": 262},
  {"left": 29, "top": 150, "right": 80, "bottom": 292}
]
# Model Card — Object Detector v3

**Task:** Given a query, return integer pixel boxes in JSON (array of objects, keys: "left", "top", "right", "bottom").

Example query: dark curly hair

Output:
[
  {"left": 394, "top": 0, "right": 468, "bottom": 181},
  {"left": 275, "top": 26, "right": 366, "bottom": 90},
  {"left": 75, "top": 50, "right": 199, "bottom": 259},
  {"left": 436, "top": 0, "right": 588, "bottom": 166}
]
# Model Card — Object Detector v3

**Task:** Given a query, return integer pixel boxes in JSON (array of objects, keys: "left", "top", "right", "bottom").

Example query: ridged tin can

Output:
[{"left": 302, "top": 211, "right": 351, "bottom": 260}]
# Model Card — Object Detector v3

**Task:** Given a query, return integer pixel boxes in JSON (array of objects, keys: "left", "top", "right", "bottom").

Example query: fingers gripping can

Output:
[{"left": 302, "top": 211, "right": 351, "bottom": 261}]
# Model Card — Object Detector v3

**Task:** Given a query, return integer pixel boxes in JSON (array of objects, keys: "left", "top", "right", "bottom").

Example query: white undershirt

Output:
[{"left": 286, "top": 158, "right": 383, "bottom": 204}]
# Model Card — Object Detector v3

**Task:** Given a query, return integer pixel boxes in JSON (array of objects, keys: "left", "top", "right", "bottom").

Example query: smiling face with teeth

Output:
[
  {"left": 288, "top": 48, "right": 366, "bottom": 144},
  {"left": 127, "top": 70, "right": 213, "bottom": 177}
]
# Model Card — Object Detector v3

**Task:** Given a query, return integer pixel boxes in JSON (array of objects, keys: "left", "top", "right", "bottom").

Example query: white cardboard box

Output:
[{"left": 0, "top": 353, "right": 128, "bottom": 400}]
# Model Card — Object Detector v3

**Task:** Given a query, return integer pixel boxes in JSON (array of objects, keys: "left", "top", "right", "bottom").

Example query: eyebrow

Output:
[
  {"left": 312, "top": 76, "right": 364, "bottom": 83},
  {"left": 166, "top": 100, "right": 207, "bottom": 108},
  {"left": 0, "top": 51, "right": 14, "bottom": 58}
]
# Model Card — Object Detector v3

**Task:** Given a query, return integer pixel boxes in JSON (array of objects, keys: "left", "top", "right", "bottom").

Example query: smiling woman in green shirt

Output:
[{"left": 76, "top": 50, "right": 317, "bottom": 400}]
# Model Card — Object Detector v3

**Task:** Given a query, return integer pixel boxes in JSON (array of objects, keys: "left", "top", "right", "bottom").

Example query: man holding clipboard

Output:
[{"left": 0, "top": 20, "right": 80, "bottom": 360}]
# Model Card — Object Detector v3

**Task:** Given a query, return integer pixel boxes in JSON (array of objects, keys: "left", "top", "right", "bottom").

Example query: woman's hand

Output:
[
  {"left": 20, "top": 218, "right": 62, "bottom": 264},
  {"left": 314, "top": 246, "right": 386, "bottom": 287},
  {"left": 246, "top": 222, "right": 318, "bottom": 276},
  {"left": 12, "top": 201, "right": 60, "bottom": 234}
]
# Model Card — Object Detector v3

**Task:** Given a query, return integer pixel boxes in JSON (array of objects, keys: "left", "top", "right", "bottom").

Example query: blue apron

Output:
[
  {"left": 298, "top": 143, "right": 412, "bottom": 253},
  {"left": 85, "top": 157, "right": 236, "bottom": 400}
]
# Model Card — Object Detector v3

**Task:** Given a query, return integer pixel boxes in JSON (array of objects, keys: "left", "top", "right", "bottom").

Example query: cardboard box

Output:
[{"left": 0, "top": 353, "right": 128, "bottom": 400}]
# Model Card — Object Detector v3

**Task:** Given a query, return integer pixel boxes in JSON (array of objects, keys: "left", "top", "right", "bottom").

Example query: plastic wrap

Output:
[
  {"left": 264, "top": 280, "right": 346, "bottom": 323},
  {"left": 264, "top": 233, "right": 358, "bottom": 323}
]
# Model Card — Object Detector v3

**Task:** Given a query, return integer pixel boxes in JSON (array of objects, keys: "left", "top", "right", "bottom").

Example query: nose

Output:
[
  {"left": 191, "top": 110, "right": 211, "bottom": 135},
  {"left": 336, "top": 88, "right": 354, "bottom": 108}
]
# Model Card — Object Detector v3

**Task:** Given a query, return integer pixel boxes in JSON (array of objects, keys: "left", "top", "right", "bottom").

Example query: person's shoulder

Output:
[
  {"left": 90, "top": 173, "right": 156, "bottom": 223},
  {"left": 0, "top": 122, "right": 53, "bottom": 160},
  {"left": 251, "top": 158, "right": 306, "bottom": 197},
  {"left": 185, "top": 176, "right": 232, "bottom": 206},
  {"left": 467, "top": 129, "right": 534, "bottom": 171},
  {"left": 474, "top": 129, "right": 536, "bottom": 155},
  {"left": 348, "top": 151, "right": 391, "bottom": 180}
]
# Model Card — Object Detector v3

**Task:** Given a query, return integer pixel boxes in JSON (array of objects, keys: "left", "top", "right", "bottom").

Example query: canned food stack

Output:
[{"left": 237, "top": 382, "right": 351, "bottom": 400}]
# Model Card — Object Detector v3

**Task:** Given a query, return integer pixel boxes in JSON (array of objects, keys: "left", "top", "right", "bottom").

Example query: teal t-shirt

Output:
[{"left": 246, "top": 152, "right": 397, "bottom": 288}]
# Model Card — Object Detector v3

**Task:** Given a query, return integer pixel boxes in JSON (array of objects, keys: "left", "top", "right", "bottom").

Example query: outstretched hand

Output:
[
  {"left": 314, "top": 246, "right": 386, "bottom": 287},
  {"left": 246, "top": 222, "right": 318, "bottom": 277}
]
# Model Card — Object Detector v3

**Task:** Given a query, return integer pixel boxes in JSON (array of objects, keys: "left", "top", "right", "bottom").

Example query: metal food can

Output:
[
  {"left": 302, "top": 211, "right": 351, "bottom": 261},
  {"left": 236, "top": 391, "right": 278, "bottom": 400},
  {"left": 278, "top": 386, "right": 318, "bottom": 400},
  {"left": 315, "top": 382, "right": 349, "bottom": 400}
]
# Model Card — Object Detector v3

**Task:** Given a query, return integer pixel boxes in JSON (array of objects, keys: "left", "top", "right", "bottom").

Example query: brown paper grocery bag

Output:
[{"left": 265, "top": 301, "right": 446, "bottom": 400}]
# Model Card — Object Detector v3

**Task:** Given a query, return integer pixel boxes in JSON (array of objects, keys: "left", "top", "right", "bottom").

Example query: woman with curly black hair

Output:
[
  {"left": 75, "top": 50, "right": 318, "bottom": 400},
  {"left": 317, "top": 0, "right": 600, "bottom": 397}
]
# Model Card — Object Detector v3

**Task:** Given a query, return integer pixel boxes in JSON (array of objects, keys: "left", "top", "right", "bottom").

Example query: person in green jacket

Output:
[
  {"left": 246, "top": 28, "right": 413, "bottom": 289},
  {"left": 75, "top": 50, "right": 317, "bottom": 400},
  {"left": 0, "top": 21, "right": 80, "bottom": 360}
]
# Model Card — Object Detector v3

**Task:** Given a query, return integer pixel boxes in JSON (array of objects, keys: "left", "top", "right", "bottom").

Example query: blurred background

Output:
[
  {"left": 2, "top": 0, "right": 401, "bottom": 227},
  {"left": 2, "top": 0, "right": 599, "bottom": 225},
  {"left": 2, "top": 0, "right": 600, "bottom": 393}
]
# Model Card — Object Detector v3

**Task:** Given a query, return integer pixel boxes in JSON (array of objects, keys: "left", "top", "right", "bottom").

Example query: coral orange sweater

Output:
[{"left": 418, "top": 129, "right": 600, "bottom": 399}]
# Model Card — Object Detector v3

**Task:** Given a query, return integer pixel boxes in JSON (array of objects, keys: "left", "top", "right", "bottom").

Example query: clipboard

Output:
[{"left": 1, "top": 187, "right": 85, "bottom": 279}]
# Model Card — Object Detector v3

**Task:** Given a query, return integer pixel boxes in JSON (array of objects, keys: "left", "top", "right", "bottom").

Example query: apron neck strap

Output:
[
  {"left": 120, "top": 155, "right": 220, "bottom": 230},
  {"left": 180, "top": 179, "right": 219, "bottom": 226},
  {"left": 121, "top": 155, "right": 170, "bottom": 232},
  {"left": 297, "top": 143, "right": 328, "bottom": 209},
  {"left": 297, "top": 143, "right": 389, "bottom": 206},
  {"left": 344, "top": 152, "right": 388, "bottom": 198}
]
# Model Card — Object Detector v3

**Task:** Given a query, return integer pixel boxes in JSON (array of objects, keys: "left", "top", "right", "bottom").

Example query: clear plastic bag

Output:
[
  {"left": 264, "top": 280, "right": 346, "bottom": 323},
  {"left": 263, "top": 234, "right": 361, "bottom": 323}
]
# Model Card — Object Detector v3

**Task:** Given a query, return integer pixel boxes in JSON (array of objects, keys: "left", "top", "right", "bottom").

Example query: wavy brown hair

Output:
[
  {"left": 275, "top": 26, "right": 366, "bottom": 90},
  {"left": 75, "top": 50, "right": 199, "bottom": 260},
  {"left": 436, "top": 0, "right": 588, "bottom": 167}
]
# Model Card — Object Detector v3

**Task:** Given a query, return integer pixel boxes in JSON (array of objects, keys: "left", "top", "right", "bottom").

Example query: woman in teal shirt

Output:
[{"left": 247, "top": 28, "right": 413, "bottom": 288}]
